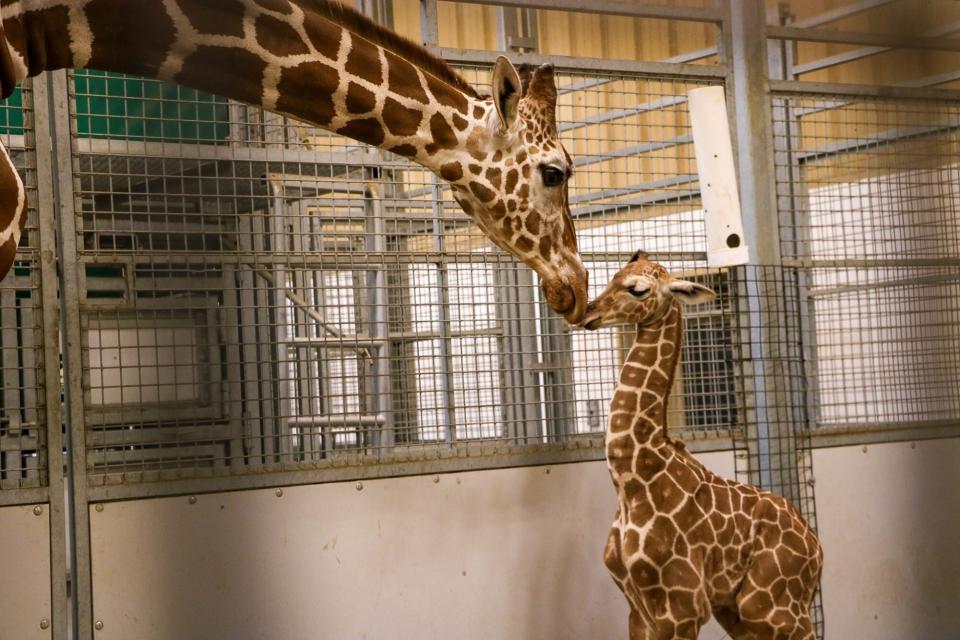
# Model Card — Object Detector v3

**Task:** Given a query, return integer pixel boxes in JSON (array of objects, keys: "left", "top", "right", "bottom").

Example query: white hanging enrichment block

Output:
[{"left": 686, "top": 85, "right": 750, "bottom": 267}]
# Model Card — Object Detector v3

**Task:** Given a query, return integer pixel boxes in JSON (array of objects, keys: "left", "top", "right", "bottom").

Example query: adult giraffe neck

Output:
[
  {"left": 606, "top": 303, "right": 684, "bottom": 482},
  {"left": 0, "top": 0, "right": 486, "bottom": 172}
]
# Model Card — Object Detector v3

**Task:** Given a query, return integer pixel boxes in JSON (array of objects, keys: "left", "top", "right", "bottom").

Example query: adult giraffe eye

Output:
[
  {"left": 628, "top": 286, "right": 651, "bottom": 299},
  {"left": 540, "top": 165, "right": 566, "bottom": 187}
]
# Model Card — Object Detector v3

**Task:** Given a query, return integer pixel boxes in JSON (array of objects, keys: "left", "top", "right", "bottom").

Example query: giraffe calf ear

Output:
[
  {"left": 668, "top": 280, "right": 716, "bottom": 305},
  {"left": 492, "top": 56, "right": 522, "bottom": 133}
]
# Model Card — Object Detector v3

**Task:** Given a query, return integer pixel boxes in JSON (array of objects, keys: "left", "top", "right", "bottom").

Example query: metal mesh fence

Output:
[
  {"left": 773, "top": 92, "right": 960, "bottom": 435},
  {"left": 64, "top": 67, "right": 735, "bottom": 484},
  {"left": 0, "top": 80, "right": 47, "bottom": 492}
]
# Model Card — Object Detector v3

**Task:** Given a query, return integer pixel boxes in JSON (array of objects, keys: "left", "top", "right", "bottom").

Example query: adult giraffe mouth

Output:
[{"left": 542, "top": 272, "right": 588, "bottom": 325}]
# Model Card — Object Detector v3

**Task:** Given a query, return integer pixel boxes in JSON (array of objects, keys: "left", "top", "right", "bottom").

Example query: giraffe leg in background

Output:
[{"left": 0, "top": 139, "right": 27, "bottom": 278}]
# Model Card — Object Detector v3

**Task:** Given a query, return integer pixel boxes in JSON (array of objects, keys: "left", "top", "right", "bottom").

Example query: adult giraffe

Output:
[{"left": 0, "top": 0, "right": 588, "bottom": 322}]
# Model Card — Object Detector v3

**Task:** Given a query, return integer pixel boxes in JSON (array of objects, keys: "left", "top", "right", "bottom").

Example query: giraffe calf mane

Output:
[{"left": 305, "top": 0, "right": 483, "bottom": 100}]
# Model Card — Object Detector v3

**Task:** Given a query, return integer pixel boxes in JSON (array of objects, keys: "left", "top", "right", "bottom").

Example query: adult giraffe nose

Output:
[{"left": 541, "top": 264, "right": 588, "bottom": 325}]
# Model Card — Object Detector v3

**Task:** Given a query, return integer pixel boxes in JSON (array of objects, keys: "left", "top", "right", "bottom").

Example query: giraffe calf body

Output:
[{"left": 582, "top": 252, "right": 823, "bottom": 640}]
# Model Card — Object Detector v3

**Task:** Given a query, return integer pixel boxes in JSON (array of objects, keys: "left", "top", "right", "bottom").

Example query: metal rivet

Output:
[
  {"left": 275, "top": 488, "right": 283, "bottom": 498},
  {"left": 455, "top": 478, "right": 461, "bottom": 485},
  {"left": 94, "top": 504, "right": 104, "bottom": 513},
  {"left": 188, "top": 496, "right": 197, "bottom": 504},
  {"left": 461, "top": 570, "right": 467, "bottom": 576},
  {"left": 95, "top": 620, "right": 104, "bottom": 631},
  {"left": 910, "top": 442, "right": 916, "bottom": 449},
  {"left": 355, "top": 482, "right": 363, "bottom": 491},
  {"left": 432, "top": 475, "right": 440, "bottom": 484},
  {"left": 33, "top": 505, "right": 43, "bottom": 516},
  {"left": 544, "top": 468, "right": 551, "bottom": 475},
  {"left": 39, "top": 619, "right": 49, "bottom": 630},
  {"left": 861, "top": 446, "right": 868, "bottom": 453}
]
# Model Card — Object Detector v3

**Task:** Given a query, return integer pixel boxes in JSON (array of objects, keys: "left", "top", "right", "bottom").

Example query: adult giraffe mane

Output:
[{"left": 300, "top": 0, "right": 483, "bottom": 100}]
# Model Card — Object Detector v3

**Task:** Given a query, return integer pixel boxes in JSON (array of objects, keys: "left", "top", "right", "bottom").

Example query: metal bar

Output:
[
  {"left": 571, "top": 188, "right": 701, "bottom": 220},
  {"left": 809, "top": 422, "right": 960, "bottom": 448},
  {"left": 573, "top": 134, "right": 693, "bottom": 167},
  {"left": 0, "top": 486, "right": 49, "bottom": 507},
  {"left": 792, "top": 116, "right": 960, "bottom": 164},
  {"left": 791, "top": 0, "right": 898, "bottom": 28},
  {"left": 286, "top": 336, "right": 386, "bottom": 348},
  {"left": 32, "top": 72, "right": 71, "bottom": 640},
  {"left": 429, "top": 174, "right": 457, "bottom": 444},
  {"left": 72, "top": 137, "right": 405, "bottom": 167},
  {"left": 767, "top": 24, "right": 960, "bottom": 52},
  {"left": 82, "top": 432, "right": 734, "bottom": 502},
  {"left": 364, "top": 176, "right": 394, "bottom": 450},
  {"left": 791, "top": 20, "right": 960, "bottom": 75},
  {"left": 435, "top": 47, "right": 729, "bottom": 78},
  {"left": 568, "top": 174, "right": 699, "bottom": 205},
  {"left": 445, "top": 0, "right": 723, "bottom": 22},
  {"left": 558, "top": 95, "right": 689, "bottom": 134},
  {"left": 419, "top": 0, "right": 439, "bottom": 47},
  {"left": 49, "top": 69, "right": 93, "bottom": 640},
  {"left": 729, "top": 0, "right": 787, "bottom": 495},
  {"left": 287, "top": 415, "right": 387, "bottom": 427},
  {"left": 783, "top": 257, "right": 960, "bottom": 268}
]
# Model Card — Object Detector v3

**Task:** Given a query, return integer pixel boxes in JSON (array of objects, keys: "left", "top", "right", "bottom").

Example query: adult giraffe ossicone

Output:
[{"left": 0, "top": 0, "right": 588, "bottom": 323}]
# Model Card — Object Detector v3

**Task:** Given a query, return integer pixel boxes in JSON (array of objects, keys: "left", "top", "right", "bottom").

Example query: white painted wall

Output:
[
  {"left": 814, "top": 438, "right": 960, "bottom": 640},
  {"left": 89, "top": 454, "right": 735, "bottom": 640},
  {"left": 0, "top": 504, "right": 52, "bottom": 639}
]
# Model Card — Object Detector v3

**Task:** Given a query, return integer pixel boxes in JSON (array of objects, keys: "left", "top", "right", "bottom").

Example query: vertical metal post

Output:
[
  {"left": 364, "top": 168, "right": 393, "bottom": 450},
  {"left": 428, "top": 176, "right": 456, "bottom": 443},
  {"left": 45, "top": 69, "right": 93, "bottom": 640},
  {"left": 726, "top": 0, "right": 800, "bottom": 501},
  {"left": 271, "top": 183, "right": 292, "bottom": 459},
  {"left": 419, "top": 0, "right": 439, "bottom": 48},
  {"left": 494, "top": 263, "right": 543, "bottom": 443},
  {"left": 32, "top": 73, "right": 69, "bottom": 640}
]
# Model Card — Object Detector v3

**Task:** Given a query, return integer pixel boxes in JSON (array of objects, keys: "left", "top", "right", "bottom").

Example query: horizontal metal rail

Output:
[
  {"left": 769, "top": 79, "right": 960, "bottom": 101},
  {"left": 83, "top": 431, "right": 738, "bottom": 502},
  {"left": 436, "top": 47, "right": 728, "bottom": 78},
  {"left": 791, "top": 20, "right": 960, "bottom": 75},
  {"left": 790, "top": 0, "right": 898, "bottom": 29},
  {"left": 767, "top": 24, "right": 960, "bottom": 52},
  {"left": 0, "top": 486, "right": 49, "bottom": 507},
  {"left": 445, "top": 0, "right": 723, "bottom": 23}
]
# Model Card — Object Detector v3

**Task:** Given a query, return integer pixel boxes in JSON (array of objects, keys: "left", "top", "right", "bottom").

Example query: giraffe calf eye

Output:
[
  {"left": 539, "top": 165, "right": 566, "bottom": 187},
  {"left": 628, "top": 286, "right": 650, "bottom": 299}
]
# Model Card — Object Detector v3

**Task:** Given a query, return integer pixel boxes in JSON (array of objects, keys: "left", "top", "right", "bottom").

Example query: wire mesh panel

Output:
[
  {"left": 0, "top": 81, "right": 47, "bottom": 494},
  {"left": 63, "top": 65, "right": 738, "bottom": 487},
  {"left": 774, "top": 92, "right": 960, "bottom": 435}
]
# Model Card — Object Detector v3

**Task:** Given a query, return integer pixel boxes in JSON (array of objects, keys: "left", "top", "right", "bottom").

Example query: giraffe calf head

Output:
[
  {"left": 580, "top": 251, "right": 716, "bottom": 330},
  {"left": 448, "top": 57, "right": 587, "bottom": 324}
]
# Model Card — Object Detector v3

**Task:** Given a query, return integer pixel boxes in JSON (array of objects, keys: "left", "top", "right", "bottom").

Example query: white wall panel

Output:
[
  {"left": 814, "top": 439, "right": 960, "bottom": 639},
  {"left": 90, "top": 453, "right": 735, "bottom": 640},
  {"left": 0, "top": 504, "right": 51, "bottom": 639}
]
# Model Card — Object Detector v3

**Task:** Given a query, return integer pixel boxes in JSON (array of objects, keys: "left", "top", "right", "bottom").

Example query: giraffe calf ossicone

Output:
[{"left": 582, "top": 252, "right": 823, "bottom": 640}]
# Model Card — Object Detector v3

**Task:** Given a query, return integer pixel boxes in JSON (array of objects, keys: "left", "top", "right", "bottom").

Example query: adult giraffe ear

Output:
[
  {"left": 668, "top": 279, "right": 716, "bottom": 306},
  {"left": 491, "top": 56, "right": 522, "bottom": 133}
]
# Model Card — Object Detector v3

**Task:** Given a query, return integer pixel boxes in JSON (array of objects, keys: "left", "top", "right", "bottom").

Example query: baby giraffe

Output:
[{"left": 582, "top": 252, "right": 822, "bottom": 640}]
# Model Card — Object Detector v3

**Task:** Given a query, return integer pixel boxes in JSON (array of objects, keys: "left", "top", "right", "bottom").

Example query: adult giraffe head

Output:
[{"left": 440, "top": 57, "right": 587, "bottom": 324}]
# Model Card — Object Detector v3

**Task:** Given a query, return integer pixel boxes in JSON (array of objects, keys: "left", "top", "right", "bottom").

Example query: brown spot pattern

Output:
[
  {"left": 178, "top": 46, "right": 267, "bottom": 108},
  {"left": 346, "top": 82, "right": 376, "bottom": 114},
  {"left": 382, "top": 97, "right": 422, "bottom": 136},
  {"left": 256, "top": 14, "right": 310, "bottom": 56}
]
